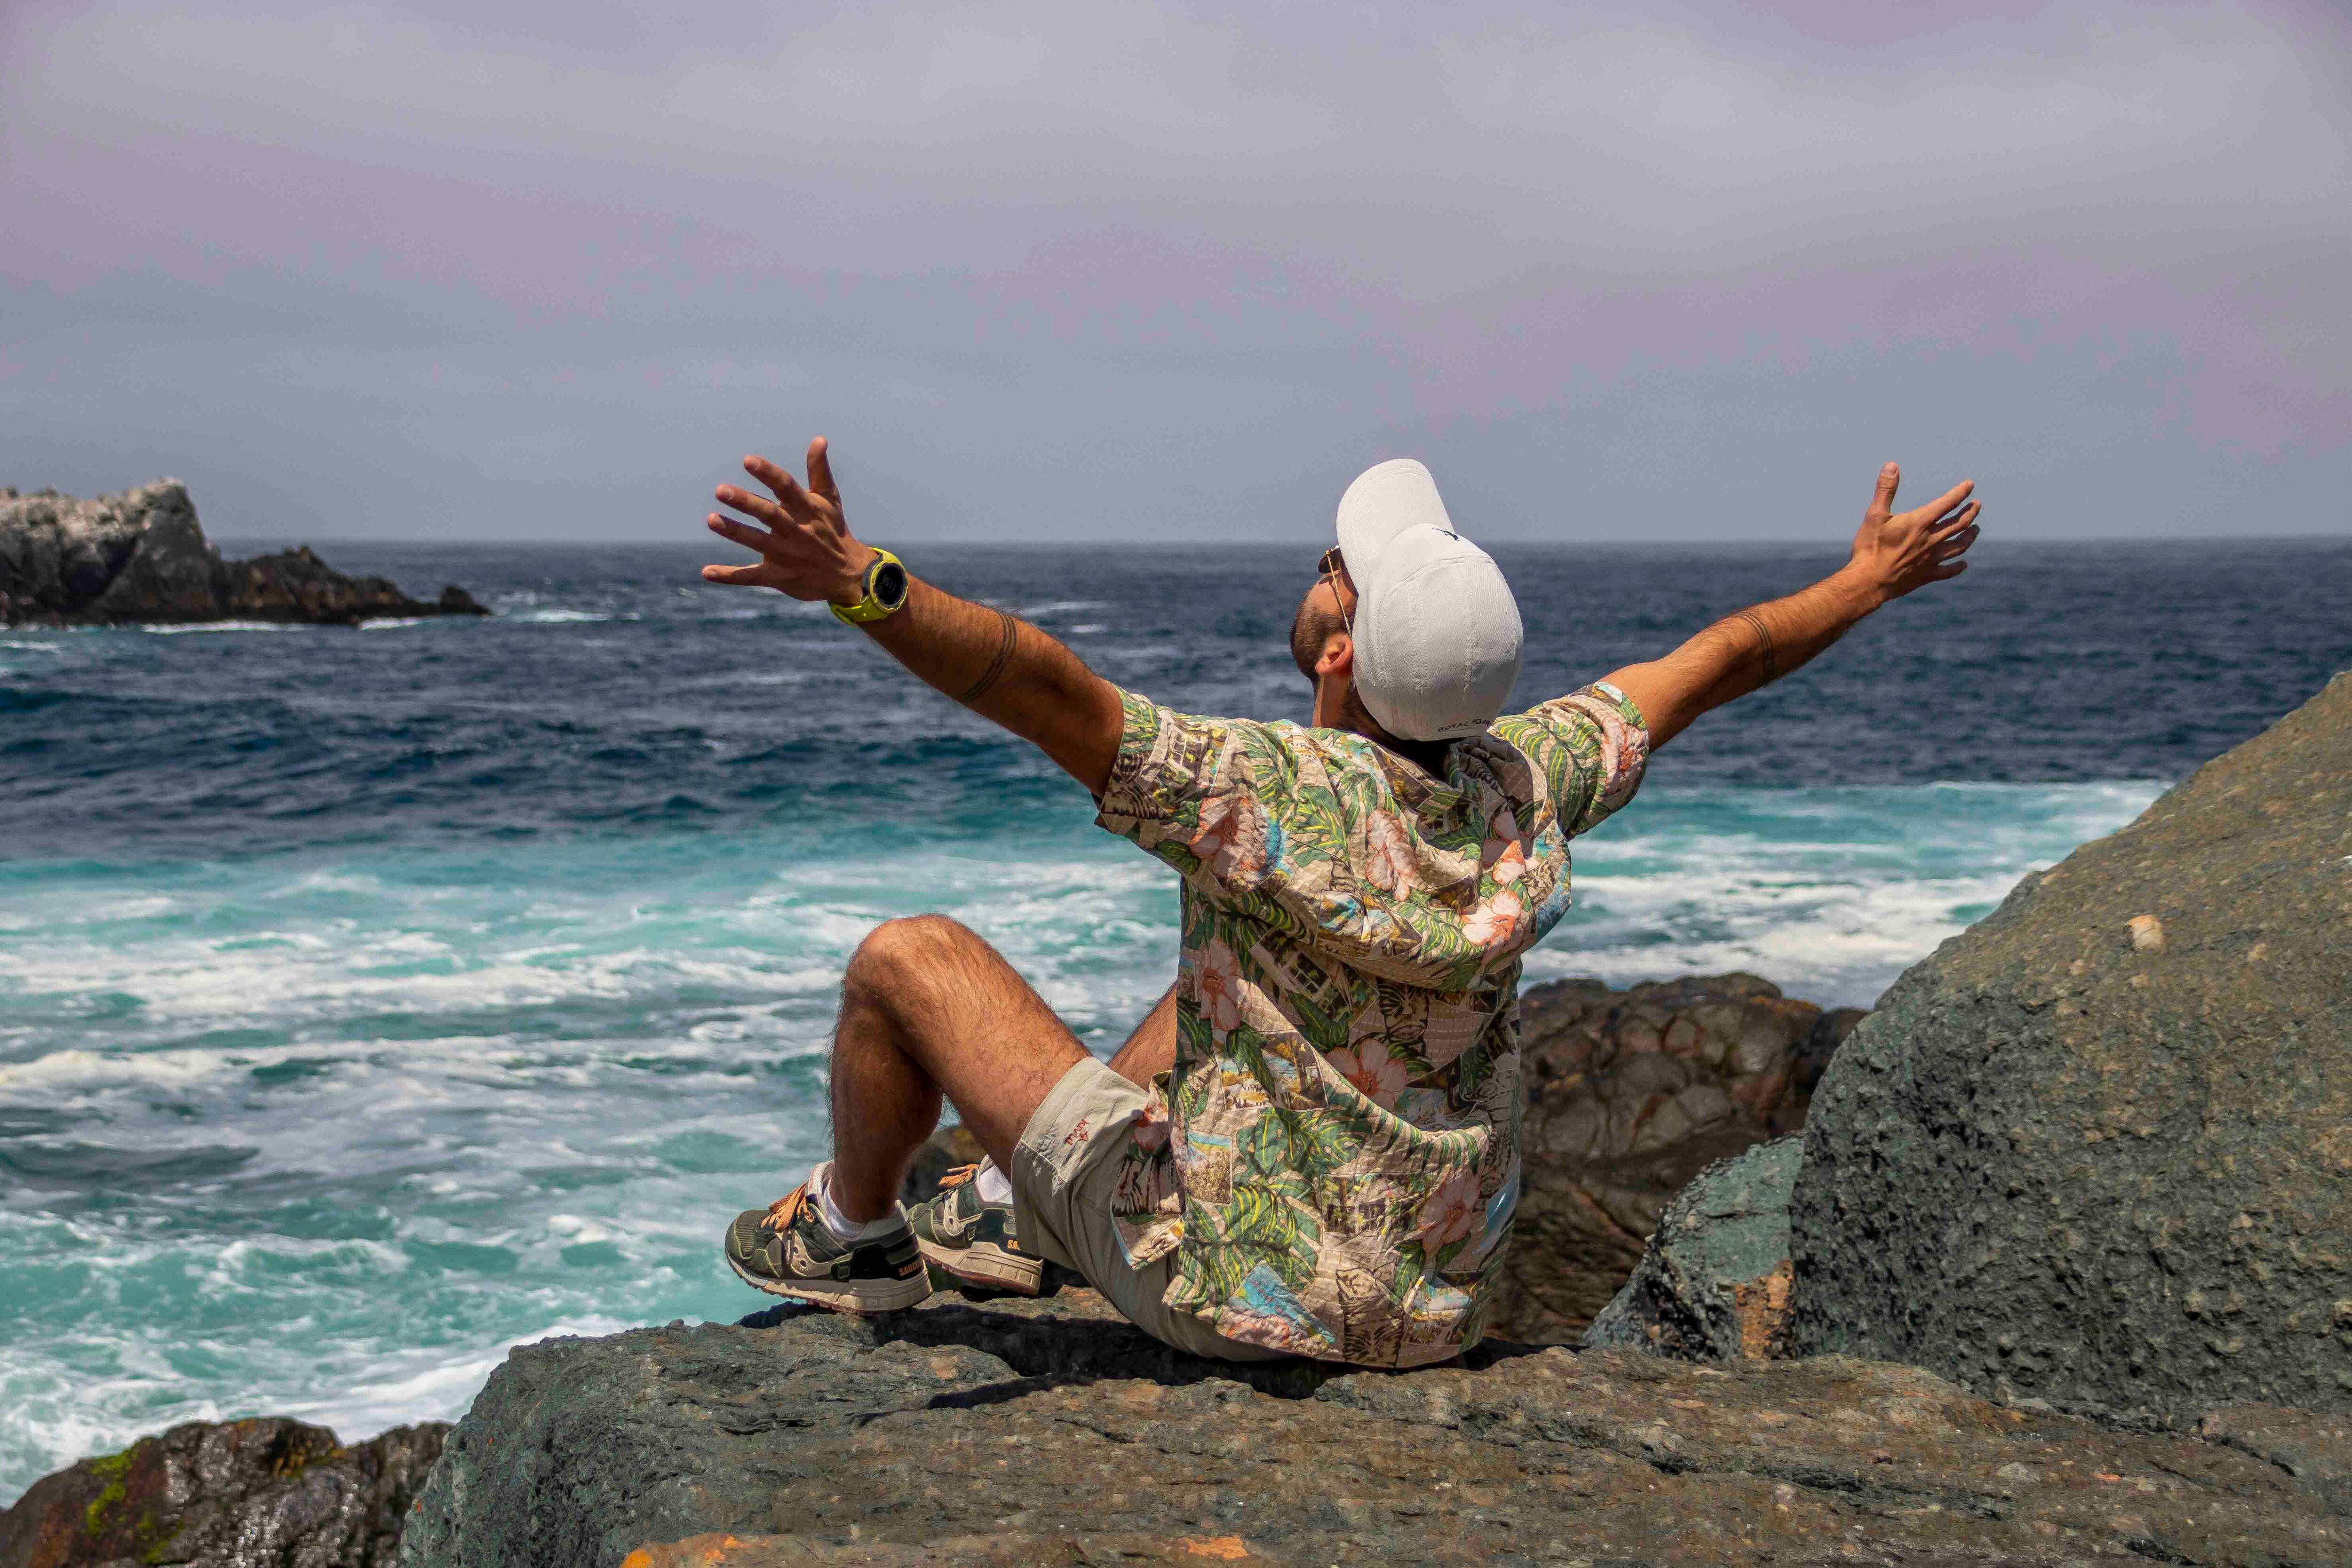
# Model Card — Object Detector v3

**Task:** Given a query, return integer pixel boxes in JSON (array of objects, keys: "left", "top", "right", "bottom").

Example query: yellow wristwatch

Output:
[{"left": 829, "top": 549, "right": 910, "bottom": 626}]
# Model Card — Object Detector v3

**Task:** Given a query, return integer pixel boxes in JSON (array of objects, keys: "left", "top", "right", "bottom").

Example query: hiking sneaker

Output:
[
  {"left": 724, "top": 1181, "right": 931, "bottom": 1315},
  {"left": 910, "top": 1163, "right": 1044, "bottom": 1296}
]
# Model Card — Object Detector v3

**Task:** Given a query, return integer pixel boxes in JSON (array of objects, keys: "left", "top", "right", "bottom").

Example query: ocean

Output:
[{"left": 1, "top": 537, "right": 2345, "bottom": 1501}]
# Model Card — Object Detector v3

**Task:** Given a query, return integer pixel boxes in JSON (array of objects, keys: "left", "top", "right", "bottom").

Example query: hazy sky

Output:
[{"left": 4, "top": 1, "right": 2347, "bottom": 542}]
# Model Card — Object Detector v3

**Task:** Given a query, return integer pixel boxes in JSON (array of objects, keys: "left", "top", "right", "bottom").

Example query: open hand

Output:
[
  {"left": 700, "top": 438, "right": 874, "bottom": 604},
  {"left": 1846, "top": 463, "right": 1981, "bottom": 606}
]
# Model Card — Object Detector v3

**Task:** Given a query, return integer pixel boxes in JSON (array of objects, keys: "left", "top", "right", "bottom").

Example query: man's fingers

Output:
[
  {"left": 699, "top": 561, "right": 772, "bottom": 586},
  {"left": 1906, "top": 479, "right": 1974, "bottom": 529},
  {"left": 806, "top": 437, "right": 840, "bottom": 506},
  {"left": 1931, "top": 501, "right": 1982, "bottom": 540},
  {"left": 1931, "top": 559, "right": 1970, "bottom": 581},
  {"left": 1933, "top": 523, "right": 1981, "bottom": 560},
  {"left": 714, "top": 482, "right": 789, "bottom": 529},
  {"left": 743, "top": 454, "right": 813, "bottom": 514},
  {"left": 707, "top": 513, "right": 777, "bottom": 552},
  {"left": 1867, "top": 462, "right": 1901, "bottom": 520}
]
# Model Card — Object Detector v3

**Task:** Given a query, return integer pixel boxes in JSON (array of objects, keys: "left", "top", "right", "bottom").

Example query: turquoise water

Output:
[{"left": 2, "top": 539, "right": 2343, "bottom": 1499}]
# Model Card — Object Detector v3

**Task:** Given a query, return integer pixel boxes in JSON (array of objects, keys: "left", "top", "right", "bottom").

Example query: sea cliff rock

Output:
[
  {"left": 1790, "top": 670, "right": 2352, "bottom": 1426},
  {"left": 1500, "top": 974, "right": 1861, "bottom": 1340},
  {"left": 0, "top": 1417, "right": 447, "bottom": 1568},
  {"left": 396, "top": 1288, "right": 2350, "bottom": 1567},
  {"left": 1585, "top": 1137, "right": 1803, "bottom": 1361},
  {"left": 0, "top": 482, "right": 486, "bottom": 626}
]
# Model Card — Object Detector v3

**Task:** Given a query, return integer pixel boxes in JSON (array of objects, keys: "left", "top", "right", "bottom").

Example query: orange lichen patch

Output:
[
  {"left": 620, "top": 1536, "right": 753, "bottom": 1568},
  {"left": 1732, "top": 1259, "right": 1796, "bottom": 1360},
  {"left": 1178, "top": 1536, "right": 1252, "bottom": 1559},
  {"left": 2126, "top": 915, "right": 2165, "bottom": 951}
]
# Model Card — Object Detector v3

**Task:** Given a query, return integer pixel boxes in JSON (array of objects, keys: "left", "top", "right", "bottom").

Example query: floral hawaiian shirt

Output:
[{"left": 1092, "top": 681, "right": 1649, "bottom": 1367}]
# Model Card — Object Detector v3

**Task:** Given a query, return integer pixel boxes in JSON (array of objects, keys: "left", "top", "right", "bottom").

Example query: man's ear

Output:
[{"left": 1316, "top": 632, "right": 1353, "bottom": 679}]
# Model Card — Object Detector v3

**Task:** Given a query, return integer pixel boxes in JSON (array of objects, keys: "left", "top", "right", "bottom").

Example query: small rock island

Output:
[{"left": 0, "top": 481, "right": 488, "bottom": 627}]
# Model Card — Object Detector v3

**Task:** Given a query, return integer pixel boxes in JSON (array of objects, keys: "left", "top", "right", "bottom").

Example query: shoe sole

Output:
[
  {"left": 916, "top": 1235, "right": 1045, "bottom": 1296},
  {"left": 728, "top": 1255, "right": 933, "bottom": 1315}
]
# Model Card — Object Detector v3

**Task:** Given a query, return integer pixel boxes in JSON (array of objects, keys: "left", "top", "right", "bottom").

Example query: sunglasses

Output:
[{"left": 1317, "top": 547, "right": 1354, "bottom": 635}]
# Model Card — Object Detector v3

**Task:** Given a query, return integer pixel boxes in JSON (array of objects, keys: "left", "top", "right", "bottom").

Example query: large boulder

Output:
[
  {"left": 0, "top": 482, "right": 220, "bottom": 621},
  {"left": 1500, "top": 974, "right": 1861, "bottom": 1340},
  {"left": 0, "top": 482, "right": 486, "bottom": 626},
  {"left": 396, "top": 1288, "right": 2349, "bottom": 1567},
  {"left": 0, "top": 1417, "right": 446, "bottom": 1568},
  {"left": 1791, "top": 670, "right": 2352, "bottom": 1426}
]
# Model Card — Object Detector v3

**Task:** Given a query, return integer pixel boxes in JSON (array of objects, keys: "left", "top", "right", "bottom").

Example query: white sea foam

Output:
[
  {"left": 137, "top": 620, "right": 309, "bottom": 634},
  {"left": 283, "top": 1316, "right": 634, "bottom": 1439}
]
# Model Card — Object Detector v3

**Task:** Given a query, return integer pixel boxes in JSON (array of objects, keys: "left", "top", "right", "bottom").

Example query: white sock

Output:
[
  {"left": 808, "top": 1161, "right": 906, "bottom": 1244},
  {"left": 974, "top": 1160, "right": 1014, "bottom": 1206}
]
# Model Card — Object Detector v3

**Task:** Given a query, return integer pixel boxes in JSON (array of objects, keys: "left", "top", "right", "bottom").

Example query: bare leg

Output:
[
  {"left": 1105, "top": 980, "right": 1180, "bottom": 1087},
  {"left": 827, "top": 915, "right": 1086, "bottom": 1223}
]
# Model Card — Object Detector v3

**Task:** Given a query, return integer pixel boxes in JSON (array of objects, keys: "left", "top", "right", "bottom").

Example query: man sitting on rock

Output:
[{"left": 698, "top": 441, "right": 1980, "bottom": 1366}]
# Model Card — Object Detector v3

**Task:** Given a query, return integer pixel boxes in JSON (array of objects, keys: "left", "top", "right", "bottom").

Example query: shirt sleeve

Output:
[
  {"left": 1093, "top": 687, "right": 1315, "bottom": 905},
  {"left": 1491, "top": 680, "right": 1651, "bottom": 838}
]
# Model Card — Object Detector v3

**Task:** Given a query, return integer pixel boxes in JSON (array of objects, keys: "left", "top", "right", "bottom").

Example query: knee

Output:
[{"left": 844, "top": 914, "right": 978, "bottom": 996}]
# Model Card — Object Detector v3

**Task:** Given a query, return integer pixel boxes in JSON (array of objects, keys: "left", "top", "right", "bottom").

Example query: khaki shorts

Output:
[{"left": 1009, "top": 1056, "right": 1287, "bottom": 1362}]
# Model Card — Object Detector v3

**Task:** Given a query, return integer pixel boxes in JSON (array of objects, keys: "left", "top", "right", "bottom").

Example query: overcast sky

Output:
[{"left": 3, "top": 1, "right": 2347, "bottom": 543}]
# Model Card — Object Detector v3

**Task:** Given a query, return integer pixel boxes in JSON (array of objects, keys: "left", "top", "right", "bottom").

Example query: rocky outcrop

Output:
[
  {"left": 1791, "top": 670, "right": 2352, "bottom": 1426},
  {"left": 1500, "top": 974, "right": 1862, "bottom": 1340},
  {"left": 0, "top": 483, "right": 487, "bottom": 626},
  {"left": 397, "top": 1289, "right": 2350, "bottom": 1568},
  {"left": 0, "top": 1417, "right": 447, "bottom": 1568},
  {"left": 1586, "top": 1137, "right": 1802, "bottom": 1361}
]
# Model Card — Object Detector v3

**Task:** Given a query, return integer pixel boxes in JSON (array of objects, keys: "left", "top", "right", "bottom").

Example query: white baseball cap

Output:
[{"left": 1334, "top": 458, "right": 1524, "bottom": 742}]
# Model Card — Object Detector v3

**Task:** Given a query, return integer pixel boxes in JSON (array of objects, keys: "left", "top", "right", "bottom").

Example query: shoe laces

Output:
[{"left": 763, "top": 1182, "right": 812, "bottom": 1234}]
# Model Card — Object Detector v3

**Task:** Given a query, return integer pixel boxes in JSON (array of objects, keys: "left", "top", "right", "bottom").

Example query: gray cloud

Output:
[{"left": 2, "top": 0, "right": 2346, "bottom": 542}]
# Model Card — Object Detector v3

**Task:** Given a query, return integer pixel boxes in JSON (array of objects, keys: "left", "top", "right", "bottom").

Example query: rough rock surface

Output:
[
  {"left": 0, "top": 483, "right": 487, "bottom": 626},
  {"left": 1586, "top": 1138, "right": 1802, "bottom": 1361},
  {"left": 1791, "top": 670, "right": 2352, "bottom": 1426},
  {"left": 398, "top": 1289, "right": 2349, "bottom": 1568},
  {"left": 0, "top": 1417, "right": 447, "bottom": 1568},
  {"left": 1502, "top": 975, "right": 1862, "bottom": 1341}
]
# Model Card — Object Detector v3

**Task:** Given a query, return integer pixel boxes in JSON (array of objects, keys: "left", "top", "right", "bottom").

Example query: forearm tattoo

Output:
[
  {"left": 956, "top": 609, "right": 1021, "bottom": 706},
  {"left": 1733, "top": 609, "right": 1779, "bottom": 683}
]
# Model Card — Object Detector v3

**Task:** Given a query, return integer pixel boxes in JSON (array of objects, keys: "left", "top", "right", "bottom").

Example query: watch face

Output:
[{"left": 872, "top": 560, "right": 910, "bottom": 610}]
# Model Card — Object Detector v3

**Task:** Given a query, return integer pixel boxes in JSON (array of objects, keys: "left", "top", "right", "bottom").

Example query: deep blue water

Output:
[{"left": 0, "top": 538, "right": 2344, "bottom": 1498}]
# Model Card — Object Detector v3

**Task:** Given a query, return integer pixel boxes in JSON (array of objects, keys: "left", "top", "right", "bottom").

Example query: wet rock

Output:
[
  {"left": 0, "top": 1417, "right": 446, "bottom": 1568},
  {"left": 1586, "top": 1137, "right": 1802, "bottom": 1362},
  {"left": 1791, "top": 670, "right": 2352, "bottom": 1426},
  {"left": 397, "top": 1289, "right": 2348, "bottom": 1568},
  {"left": 1497, "top": 974, "right": 1863, "bottom": 1341},
  {"left": 0, "top": 482, "right": 488, "bottom": 627}
]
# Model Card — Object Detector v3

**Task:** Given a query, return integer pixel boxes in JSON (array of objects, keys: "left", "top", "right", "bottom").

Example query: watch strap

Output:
[{"left": 830, "top": 549, "right": 907, "bottom": 626}]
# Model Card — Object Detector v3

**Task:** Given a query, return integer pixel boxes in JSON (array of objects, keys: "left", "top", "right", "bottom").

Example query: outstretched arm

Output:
[
  {"left": 1603, "top": 463, "right": 1981, "bottom": 750},
  {"left": 699, "top": 438, "right": 1126, "bottom": 795}
]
